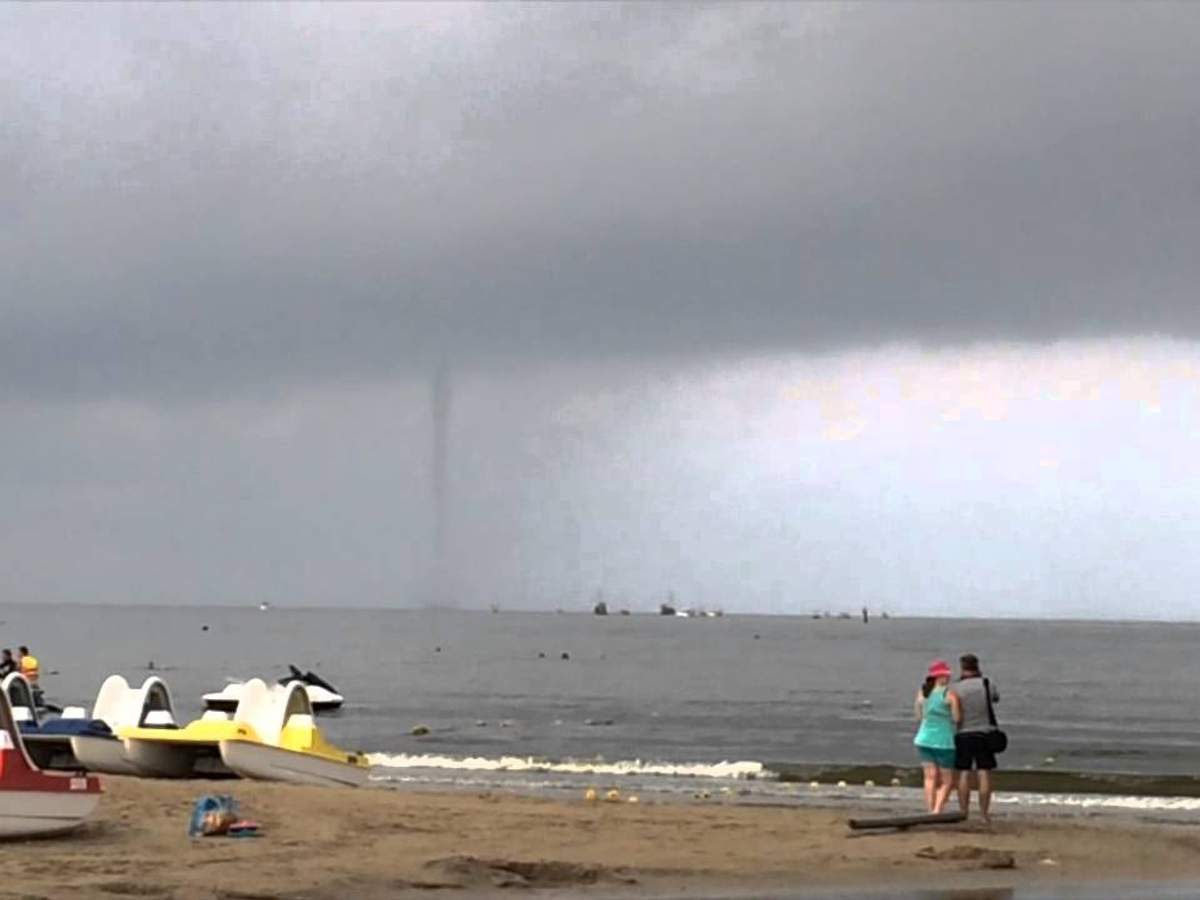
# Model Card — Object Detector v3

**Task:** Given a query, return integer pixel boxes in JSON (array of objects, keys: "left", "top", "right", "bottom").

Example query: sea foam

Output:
[
  {"left": 997, "top": 792, "right": 1200, "bottom": 812},
  {"left": 367, "top": 753, "right": 766, "bottom": 780}
]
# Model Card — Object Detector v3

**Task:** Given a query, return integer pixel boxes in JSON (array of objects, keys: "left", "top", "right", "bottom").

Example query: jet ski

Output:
[
  {"left": 279, "top": 665, "right": 344, "bottom": 712},
  {"left": 202, "top": 666, "right": 344, "bottom": 714}
]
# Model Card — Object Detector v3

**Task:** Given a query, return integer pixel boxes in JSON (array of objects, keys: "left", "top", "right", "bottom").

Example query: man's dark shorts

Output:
[{"left": 955, "top": 732, "right": 997, "bottom": 771}]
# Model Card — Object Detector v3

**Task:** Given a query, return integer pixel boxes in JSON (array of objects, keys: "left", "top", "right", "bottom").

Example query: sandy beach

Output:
[{"left": 3, "top": 779, "right": 1200, "bottom": 899}]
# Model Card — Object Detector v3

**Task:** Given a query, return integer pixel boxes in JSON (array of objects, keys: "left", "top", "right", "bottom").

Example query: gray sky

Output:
[{"left": 3, "top": 3, "right": 1199, "bottom": 615}]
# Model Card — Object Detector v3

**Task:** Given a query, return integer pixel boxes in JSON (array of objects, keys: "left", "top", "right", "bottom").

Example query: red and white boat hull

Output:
[
  {"left": 1, "top": 689, "right": 103, "bottom": 839},
  {"left": 0, "top": 782, "right": 101, "bottom": 837}
]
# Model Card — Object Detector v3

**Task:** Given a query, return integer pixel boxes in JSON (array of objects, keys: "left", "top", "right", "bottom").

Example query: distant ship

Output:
[
  {"left": 658, "top": 601, "right": 722, "bottom": 618},
  {"left": 258, "top": 602, "right": 270, "bottom": 612},
  {"left": 660, "top": 591, "right": 679, "bottom": 616}
]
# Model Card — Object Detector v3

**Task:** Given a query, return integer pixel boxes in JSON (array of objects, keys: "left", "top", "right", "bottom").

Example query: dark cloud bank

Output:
[
  {"left": 4, "top": 4, "right": 1200, "bottom": 612},
  {"left": 3, "top": 2, "right": 1199, "bottom": 404}
]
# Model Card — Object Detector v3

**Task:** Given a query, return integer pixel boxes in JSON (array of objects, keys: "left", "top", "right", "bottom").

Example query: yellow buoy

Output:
[
  {"left": 605, "top": 789, "right": 621, "bottom": 802},
  {"left": 584, "top": 788, "right": 598, "bottom": 802},
  {"left": 627, "top": 796, "right": 640, "bottom": 804}
]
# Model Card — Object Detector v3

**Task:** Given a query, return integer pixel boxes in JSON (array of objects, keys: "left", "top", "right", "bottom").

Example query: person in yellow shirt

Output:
[{"left": 17, "top": 645, "right": 39, "bottom": 686}]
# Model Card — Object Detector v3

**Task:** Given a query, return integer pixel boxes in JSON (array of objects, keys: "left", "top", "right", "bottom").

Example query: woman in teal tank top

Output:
[{"left": 913, "top": 659, "right": 961, "bottom": 813}]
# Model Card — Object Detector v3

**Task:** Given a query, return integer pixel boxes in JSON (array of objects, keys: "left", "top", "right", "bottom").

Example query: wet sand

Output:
[{"left": 4, "top": 778, "right": 1200, "bottom": 898}]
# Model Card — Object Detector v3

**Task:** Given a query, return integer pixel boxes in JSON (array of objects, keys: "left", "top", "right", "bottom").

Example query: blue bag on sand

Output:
[{"left": 187, "top": 794, "right": 238, "bottom": 838}]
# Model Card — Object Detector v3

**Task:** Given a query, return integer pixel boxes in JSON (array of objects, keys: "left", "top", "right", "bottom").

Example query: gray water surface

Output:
[{"left": 5, "top": 605, "right": 1197, "bottom": 777}]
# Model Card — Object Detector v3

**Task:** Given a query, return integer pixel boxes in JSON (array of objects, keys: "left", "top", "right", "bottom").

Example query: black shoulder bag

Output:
[{"left": 983, "top": 677, "right": 1008, "bottom": 754}]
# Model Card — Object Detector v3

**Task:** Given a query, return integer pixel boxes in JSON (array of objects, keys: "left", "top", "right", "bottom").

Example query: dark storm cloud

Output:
[{"left": 3, "top": 2, "right": 1199, "bottom": 402}]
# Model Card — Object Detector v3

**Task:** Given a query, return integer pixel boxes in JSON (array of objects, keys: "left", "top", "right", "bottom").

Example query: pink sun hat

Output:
[{"left": 927, "top": 659, "right": 952, "bottom": 679}]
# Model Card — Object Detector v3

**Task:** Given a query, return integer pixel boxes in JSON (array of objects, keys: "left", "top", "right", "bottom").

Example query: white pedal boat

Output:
[
  {"left": 0, "top": 687, "right": 102, "bottom": 838},
  {"left": 68, "top": 675, "right": 181, "bottom": 776},
  {"left": 4, "top": 673, "right": 121, "bottom": 774}
]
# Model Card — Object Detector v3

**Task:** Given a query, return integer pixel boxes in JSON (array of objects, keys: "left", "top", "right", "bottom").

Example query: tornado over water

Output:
[{"left": 429, "top": 356, "right": 451, "bottom": 607}]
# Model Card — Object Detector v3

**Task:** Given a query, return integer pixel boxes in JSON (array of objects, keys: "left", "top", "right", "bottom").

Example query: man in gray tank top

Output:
[{"left": 951, "top": 653, "right": 1000, "bottom": 823}]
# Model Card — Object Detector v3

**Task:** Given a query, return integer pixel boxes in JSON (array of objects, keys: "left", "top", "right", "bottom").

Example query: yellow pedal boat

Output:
[{"left": 121, "top": 679, "right": 368, "bottom": 787}]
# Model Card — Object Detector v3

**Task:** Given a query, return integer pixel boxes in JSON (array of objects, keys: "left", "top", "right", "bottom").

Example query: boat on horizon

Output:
[{"left": 660, "top": 591, "right": 679, "bottom": 616}]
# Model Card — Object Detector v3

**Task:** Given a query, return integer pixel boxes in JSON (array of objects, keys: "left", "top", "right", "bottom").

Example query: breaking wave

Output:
[
  {"left": 997, "top": 793, "right": 1200, "bottom": 812},
  {"left": 367, "top": 753, "right": 767, "bottom": 780}
]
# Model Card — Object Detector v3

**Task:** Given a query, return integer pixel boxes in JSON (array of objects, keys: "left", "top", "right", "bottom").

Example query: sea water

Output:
[{"left": 6, "top": 604, "right": 1199, "bottom": 811}]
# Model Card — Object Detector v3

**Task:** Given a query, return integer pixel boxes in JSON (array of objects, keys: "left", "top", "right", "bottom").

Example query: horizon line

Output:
[{"left": 0, "top": 600, "right": 1196, "bottom": 626}]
